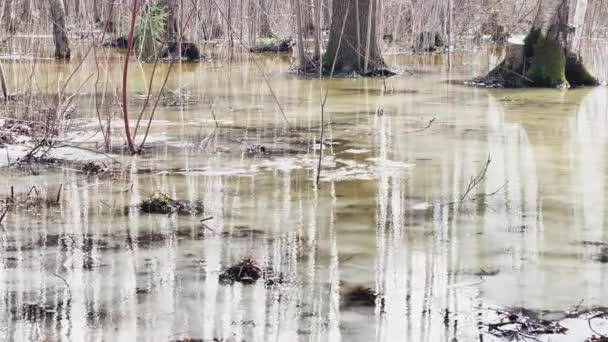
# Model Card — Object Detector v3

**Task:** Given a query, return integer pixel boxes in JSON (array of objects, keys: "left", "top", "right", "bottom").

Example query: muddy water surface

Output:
[{"left": 1, "top": 45, "right": 608, "bottom": 341}]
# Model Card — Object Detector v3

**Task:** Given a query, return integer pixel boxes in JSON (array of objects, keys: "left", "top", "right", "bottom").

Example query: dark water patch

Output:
[
  {"left": 221, "top": 225, "right": 266, "bottom": 239},
  {"left": 341, "top": 286, "right": 384, "bottom": 309},
  {"left": 135, "top": 231, "right": 175, "bottom": 249}
]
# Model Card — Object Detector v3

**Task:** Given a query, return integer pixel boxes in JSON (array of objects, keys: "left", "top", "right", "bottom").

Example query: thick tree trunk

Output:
[
  {"left": 325, "top": 0, "right": 385, "bottom": 74},
  {"left": 487, "top": 0, "right": 597, "bottom": 88},
  {"left": 49, "top": 0, "right": 71, "bottom": 59}
]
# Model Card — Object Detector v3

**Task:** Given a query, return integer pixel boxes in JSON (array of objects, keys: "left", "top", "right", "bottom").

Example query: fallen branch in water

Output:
[
  {"left": 0, "top": 204, "right": 10, "bottom": 223},
  {"left": 405, "top": 118, "right": 436, "bottom": 134}
]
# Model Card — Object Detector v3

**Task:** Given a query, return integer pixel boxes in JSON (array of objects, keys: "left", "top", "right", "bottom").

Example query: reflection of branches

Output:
[
  {"left": 440, "top": 155, "right": 504, "bottom": 208},
  {"left": 52, "top": 272, "right": 72, "bottom": 304},
  {"left": 588, "top": 312, "right": 608, "bottom": 339},
  {"left": 0, "top": 204, "right": 10, "bottom": 223}
]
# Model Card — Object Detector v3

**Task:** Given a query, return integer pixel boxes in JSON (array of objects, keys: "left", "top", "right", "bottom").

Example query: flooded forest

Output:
[{"left": 1, "top": 0, "right": 608, "bottom": 341}]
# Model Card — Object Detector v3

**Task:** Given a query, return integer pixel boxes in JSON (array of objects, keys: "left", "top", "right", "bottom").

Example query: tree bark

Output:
[
  {"left": 487, "top": 0, "right": 597, "bottom": 88},
  {"left": 295, "top": 0, "right": 306, "bottom": 68},
  {"left": 2, "top": 0, "right": 17, "bottom": 34},
  {"left": 49, "top": 0, "right": 71, "bottom": 59},
  {"left": 325, "top": 0, "right": 385, "bottom": 74},
  {"left": 259, "top": 0, "right": 273, "bottom": 38},
  {"left": 93, "top": 0, "right": 101, "bottom": 24},
  {"left": 159, "top": 0, "right": 178, "bottom": 41}
]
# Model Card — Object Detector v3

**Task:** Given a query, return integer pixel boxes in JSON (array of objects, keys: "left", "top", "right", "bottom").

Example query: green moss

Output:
[
  {"left": 133, "top": 5, "right": 166, "bottom": 61},
  {"left": 526, "top": 34, "right": 568, "bottom": 88},
  {"left": 322, "top": 52, "right": 333, "bottom": 70}
]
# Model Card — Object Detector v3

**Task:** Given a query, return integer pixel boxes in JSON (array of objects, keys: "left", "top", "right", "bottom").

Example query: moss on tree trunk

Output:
[{"left": 481, "top": 0, "right": 598, "bottom": 89}]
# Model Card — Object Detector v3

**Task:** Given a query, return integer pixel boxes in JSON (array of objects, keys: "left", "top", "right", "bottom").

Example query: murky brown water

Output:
[{"left": 1, "top": 43, "right": 608, "bottom": 341}]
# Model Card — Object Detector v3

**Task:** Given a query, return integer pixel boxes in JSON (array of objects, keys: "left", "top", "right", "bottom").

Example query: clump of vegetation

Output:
[
  {"left": 219, "top": 259, "right": 283, "bottom": 286},
  {"left": 134, "top": 5, "right": 167, "bottom": 61},
  {"left": 82, "top": 162, "right": 107, "bottom": 175},
  {"left": 219, "top": 259, "right": 263, "bottom": 285},
  {"left": 250, "top": 37, "right": 293, "bottom": 53},
  {"left": 139, "top": 193, "right": 204, "bottom": 215}
]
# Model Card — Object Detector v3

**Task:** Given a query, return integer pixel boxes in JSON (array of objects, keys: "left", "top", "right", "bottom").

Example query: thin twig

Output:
[
  {"left": 210, "top": 0, "right": 291, "bottom": 130},
  {"left": 0, "top": 205, "right": 10, "bottom": 224},
  {"left": 404, "top": 117, "right": 436, "bottom": 133},
  {"left": 52, "top": 273, "right": 72, "bottom": 304},
  {"left": 460, "top": 155, "right": 492, "bottom": 201}
]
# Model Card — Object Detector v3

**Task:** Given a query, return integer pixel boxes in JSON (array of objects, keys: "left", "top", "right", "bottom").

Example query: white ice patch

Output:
[{"left": 343, "top": 148, "right": 370, "bottom": 154}]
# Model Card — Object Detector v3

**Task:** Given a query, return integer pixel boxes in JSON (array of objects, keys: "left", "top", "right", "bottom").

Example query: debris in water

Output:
[
  {"left": 484, "top": 307, "right": 568, "bottom": 340},
  {"left": 139, "top": 193, "right": 204, "bottom": 215},
  {"left": 250, "top": 37, "right": 293, "bottom": 53},
  {"left": 597, "top": 247, "right": 608, "bottom": 263},
  {"left": 82, "top": 162, "right": 107, "bottom": 175},
  {"left": 246, "top": 144, "right": 272, "bottom": 155},
  {"left": 0, "top": 130, "right": 15, "bottom": 147},
  {"left": 219, "top": 259, "right": 283, "bottom": 286},
  {"left": 219, "top": 259, "right": 263, "bottom": 285}
]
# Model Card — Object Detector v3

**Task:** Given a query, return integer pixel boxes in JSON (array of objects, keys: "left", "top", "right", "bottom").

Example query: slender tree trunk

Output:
[
  {"left": 325, "top": 0, "right": 385, "bottom": 74},
  {"left": 259, "top": 0, "right": 273, "bottom": 38},
  {"left": 2, "top": 0, "right": 17, "bottom": 34},
  {"left": 295, "top": 0, "right": 306, "bottom": 68},
  {"left": 160, "top": 0, "right": 178, "bottom": 41},
  {"left": 447, "top": 0, "right": 452, "bottom": 69},
  {"left": 322, "top": 0, "right": 331, "bottom": 29},
  {"left": 49, "top": 0, "right": 71, "bottom": 59},
  {"left": 487, "top": 0, "right": 597, "bottom": 88},
  {"left": 313, "top": 0, "right": 321, "bottom": 58},
  {"left": 93, "top": 0, "right": 101, "bottom": 24}
]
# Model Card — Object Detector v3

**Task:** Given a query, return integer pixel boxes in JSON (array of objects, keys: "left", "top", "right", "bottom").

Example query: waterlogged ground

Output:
[{"left": 1, "top": 44, "right": 608, "bottom": 341}]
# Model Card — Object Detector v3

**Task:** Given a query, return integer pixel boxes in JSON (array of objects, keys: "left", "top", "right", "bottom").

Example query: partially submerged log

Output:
[{"left": 250, "top": 37, "right": 293, "bottom": 53}]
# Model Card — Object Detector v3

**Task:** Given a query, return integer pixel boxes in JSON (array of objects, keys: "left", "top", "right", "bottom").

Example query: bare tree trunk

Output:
[
  {"left": 259, "top": 0, "right": 273, "bottom": 37},
  {"left": 295, "top": 0, "right": 306, "bottom": 68},
  {"left": 487, "top": 0, "right": 597, "bottom": 87},
  {"left": 322, "top": 0, "right": 331, "bottom": 29},
  {"left": 93, "top": 0, "right": 101, "bottom": 24},
  {"left": 74, "top": 0, "right": 81, "bottom": 21},
  {"left": 103, "top": 0, "right": 116, "bottom": 33},
  {"left": 313, "top": 0, "right": 321, "bottom": 58},
  {"left": 49, "top": 0, "right": 71, "bottom": 59},
  {"left": 2, "top": 0, "right": 17, "bottom": 34},
  {"left": 325, "top": 0, "right": 385, "bottom": 74},
  {"left": 160, "top": 0, "right": 178, "bottom": 41}
]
